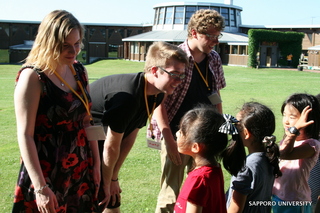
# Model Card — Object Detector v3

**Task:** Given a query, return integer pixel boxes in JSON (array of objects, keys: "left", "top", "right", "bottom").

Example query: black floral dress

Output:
[{"left": 12, "top": 62, "right": 99, "bottom": 213}]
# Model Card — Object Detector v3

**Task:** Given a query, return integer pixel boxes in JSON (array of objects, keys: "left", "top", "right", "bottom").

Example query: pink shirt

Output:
[{"left": 272, "top": 138, "right": 320, "bottom": 201}]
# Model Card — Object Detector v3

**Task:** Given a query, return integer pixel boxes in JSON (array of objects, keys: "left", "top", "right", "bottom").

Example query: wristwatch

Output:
[{"left": 287, "top": 126, "right": 300, "bottom": 136}]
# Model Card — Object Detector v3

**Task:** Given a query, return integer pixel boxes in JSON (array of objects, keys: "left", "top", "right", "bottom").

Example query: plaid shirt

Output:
[{"left": 148, "top": 39, "right": 226, "bottom": 140}]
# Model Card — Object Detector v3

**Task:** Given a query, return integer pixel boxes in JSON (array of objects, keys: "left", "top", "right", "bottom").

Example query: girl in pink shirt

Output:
[{"left": 272, "top": 93, "right": 320, "bottom": 213}]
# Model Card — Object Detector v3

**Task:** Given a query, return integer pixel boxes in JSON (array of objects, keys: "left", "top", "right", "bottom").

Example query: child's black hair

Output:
[
  {"left": 281, "top": 93, "right": 320, "bottom": 140},
  {"left": 237, "top": 102, "right": 282, "bottom": 178},
  {"left": 179, "top": 104, "right": 246, "bottom": 176}
]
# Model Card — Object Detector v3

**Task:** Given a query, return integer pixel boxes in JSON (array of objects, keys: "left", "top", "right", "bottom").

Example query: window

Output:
[
  {"left": 108, "top": 44, "right": 118, "bottom": 58},
  {"left": 174, "top": 6, "right": 184, "bottom": 24},
  {"left": 154, "top": 8, "right": 159, "bottom": 25},
  {"left": 240, "top": 46, "right": 247, "bottom": 55},
  {"left": 198, "top": 6, "right": 209, "bottom": 10},
  {"left": 165, "top": 7, "right": 173, "bottom": 24},
  {"left": 89, "top": 28, "right": 96, "bottom": 37},
  {"left": 185, "top": 6, "right": 196, "bottom": 24},
  {"left": 140, "top": 43, "right": 146, "bottom": 54},
  {"left": 0, "top": 24, "right": 9, "bottom": 36},
  {"left": 100, "top": 28, "right": 106, "bottom": 39},
  {"left": 221, "top": 8, "right": 229, "bottom": 26},
  {"left": 224, "top": 45, "right": 230, "bottom": 54},
  {"left": 211, "top": 7, "right": 220, "bottom": 13},
  {"left": 230, "top": 9, "right": 236, "bottom": 27},
  {"left": 232, "top": 45, "right": 238, "bottom": 54},
  {"left": 130, "top": 42, "right": 139, "bottom": 54},
  {"left": 158, "top": 7, "right": 165, "bottom": 25}
]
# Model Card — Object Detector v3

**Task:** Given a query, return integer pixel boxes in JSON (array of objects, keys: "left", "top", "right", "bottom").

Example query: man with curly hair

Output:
[{"left": 148, "top": 9, "right": 226, "bottom": 213}]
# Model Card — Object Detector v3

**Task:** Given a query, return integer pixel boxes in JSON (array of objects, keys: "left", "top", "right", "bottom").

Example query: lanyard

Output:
[
  {"left": 144, "top": 74, "right": 157, "bottom": 139},
  {"left": 54, "top": 65, "right": 93, "bottom": 124},
  {"left": 193, "top": 61, "right": 210, "bottom": 91}
]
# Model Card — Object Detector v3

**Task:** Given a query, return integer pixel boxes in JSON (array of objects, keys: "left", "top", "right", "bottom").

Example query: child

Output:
[
  {"left": 308, "top": 93, "right": 320, "bottom": 212},
  {"left": 174, "top": 105, "right": 246, "bottom": 213},
  {"left": 272, "top": 93, "right": 320, "bottom": 213},
  {"left": 226, "top": 102, "right": 282, "bottom": 213}
]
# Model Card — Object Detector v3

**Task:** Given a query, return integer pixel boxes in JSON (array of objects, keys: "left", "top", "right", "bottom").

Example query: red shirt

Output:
[{"left": 174, "top": 165, "right": 227, "bottom": 213}]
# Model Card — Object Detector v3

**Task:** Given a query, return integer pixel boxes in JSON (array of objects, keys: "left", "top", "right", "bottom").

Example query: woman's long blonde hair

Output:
[{"left": 25, "top": 10, "right": 84, "bottom": 72}]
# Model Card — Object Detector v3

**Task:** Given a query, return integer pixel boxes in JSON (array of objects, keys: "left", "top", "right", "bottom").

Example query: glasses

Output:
[
  {"left": 204, "top": 33, "right": 223, "bottom": 40},
  {"left": 157, "top": 67, "right": 185, "bottom": 80}
]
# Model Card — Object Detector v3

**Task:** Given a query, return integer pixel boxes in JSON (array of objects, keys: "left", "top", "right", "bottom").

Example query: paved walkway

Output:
[{"left": 265, "top": 67, "right": 320, "bottom": 73}]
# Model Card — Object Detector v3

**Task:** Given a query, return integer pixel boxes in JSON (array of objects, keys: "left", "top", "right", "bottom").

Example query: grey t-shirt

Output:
[{"left": 226, "top": 152, "right": 275, "bottom": 213}]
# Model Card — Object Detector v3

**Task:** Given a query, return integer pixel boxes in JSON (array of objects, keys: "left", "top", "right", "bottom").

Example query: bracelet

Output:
[
  {"left": 34, "top": 184, "right": 49, "bottom": 194},
  {"left": 111, "top": 178, "right": 118, "bottom": 182}
]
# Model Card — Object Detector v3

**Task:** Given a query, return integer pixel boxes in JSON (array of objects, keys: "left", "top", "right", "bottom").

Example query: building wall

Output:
[
  {"left": 0, "top": 20, "right": 152, "bottom": 64},
  {"left": 302, "top": 32, "right": 320, "bottom": 49},
  {"left": 308, "top": 51, "right": 320, "bottom": 66},
  {"left": 2, "top": 20, "right": 320, "bottom": 66}
]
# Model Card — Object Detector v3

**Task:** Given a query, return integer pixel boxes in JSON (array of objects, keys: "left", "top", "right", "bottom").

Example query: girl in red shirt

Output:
[{"left": 174, "top": 105, "right": 246, "bottom": 213}]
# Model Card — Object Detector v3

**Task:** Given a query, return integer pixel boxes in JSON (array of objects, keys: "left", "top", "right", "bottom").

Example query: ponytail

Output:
[
  {"left": 222, "top": 134, "right": 246, "bottom": 176},
  {"left": 216, "top": 114, "right": 246, "bottom": 176},
  {"left": 262, "top": 136, "right": 282, "bottom": 178}
]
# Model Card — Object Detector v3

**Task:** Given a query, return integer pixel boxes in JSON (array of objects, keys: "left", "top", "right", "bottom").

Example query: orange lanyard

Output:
[
  {"left": 54, "top": 65, "right": 93, "bottom": 124},
  {"left": 144, "top": 74, "right": 157, "bottom": 139},
  {"left": 193, "top": 61, "right": 210, "bottom": 91}
]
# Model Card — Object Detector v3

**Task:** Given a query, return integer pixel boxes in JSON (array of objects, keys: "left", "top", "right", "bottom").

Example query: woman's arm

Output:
[{"left": 14, "top": 68, "right": 58, "bottom": 211}]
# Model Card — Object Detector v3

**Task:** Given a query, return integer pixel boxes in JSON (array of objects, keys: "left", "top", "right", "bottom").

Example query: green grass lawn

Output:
[
  {"left": 0, "top": 49, "right": 9, "bottom": 63},
  {"left": 0, "top": 60, "right": 319, "bottom": 212}
]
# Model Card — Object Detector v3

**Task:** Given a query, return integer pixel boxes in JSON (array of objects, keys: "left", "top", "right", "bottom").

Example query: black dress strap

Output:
[{"left": 15, "top": 65, "right": 47, "bottom": 95}]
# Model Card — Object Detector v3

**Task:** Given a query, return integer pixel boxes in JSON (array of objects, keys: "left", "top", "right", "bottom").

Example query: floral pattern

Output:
[{"left": 12, "top": 62, "right": 99, "bottom": 213}]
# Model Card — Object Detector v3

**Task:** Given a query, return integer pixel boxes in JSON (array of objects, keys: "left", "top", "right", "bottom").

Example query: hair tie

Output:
[
  {"left": 263, "top": 135, "right": 276, "bottom": 153},
  {"left": 218, "top": 114, "right": 239, "bottom": 135},
  {"left": 262, "top": 135, "right": 276, "bottom": 146}
]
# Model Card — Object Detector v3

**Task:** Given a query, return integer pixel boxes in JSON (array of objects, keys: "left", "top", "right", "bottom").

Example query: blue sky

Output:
[{"left": 1, "top": 0, "right": 320, "bottom": 25}]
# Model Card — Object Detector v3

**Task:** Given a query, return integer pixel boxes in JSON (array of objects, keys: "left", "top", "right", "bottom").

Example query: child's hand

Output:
[{"left": 294, "top": 106, "right": 314, "bottom": 130}]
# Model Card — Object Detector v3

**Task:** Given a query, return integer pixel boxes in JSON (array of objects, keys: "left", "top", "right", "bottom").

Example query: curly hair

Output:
[{"left": 187, "top": 9, "right": 225, "bottom": 37}]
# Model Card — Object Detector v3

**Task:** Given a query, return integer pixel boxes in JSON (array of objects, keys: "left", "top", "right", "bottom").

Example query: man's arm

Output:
[
  {"left": 216, "top": 90, "right": 223, "bottom": 114},
  {"left": 112, "top": 128, "right": 139, "bottom": 180},
  {"left": 99, "top": 127, "right": 123, "bottom": 206},
  {"left": 100, "top": 128, "right": 139, "bottom": 207},
  {"left": 153, "top": 101, "right": 182, "bottom": 165}
]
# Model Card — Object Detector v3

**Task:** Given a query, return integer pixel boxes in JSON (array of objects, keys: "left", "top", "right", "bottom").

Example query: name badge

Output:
[
  {"left": 85, "top": 125, "right": 106, "bottom": 141},
  {"left": 147, "top": 137, "right": 161, "bottom": 150},
  {"left": 208, "top": 92, "right": 222, "bottom": 105}
]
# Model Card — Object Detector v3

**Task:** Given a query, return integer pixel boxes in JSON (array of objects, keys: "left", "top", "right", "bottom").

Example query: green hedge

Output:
[{"left": 248, "top": 29, "right": 304, "bottom": 68}]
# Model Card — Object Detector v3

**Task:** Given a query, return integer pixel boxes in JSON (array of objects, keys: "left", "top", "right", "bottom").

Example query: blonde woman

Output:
[{"left": 12, "top": 10, "right": 100, "bottom": 213}]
